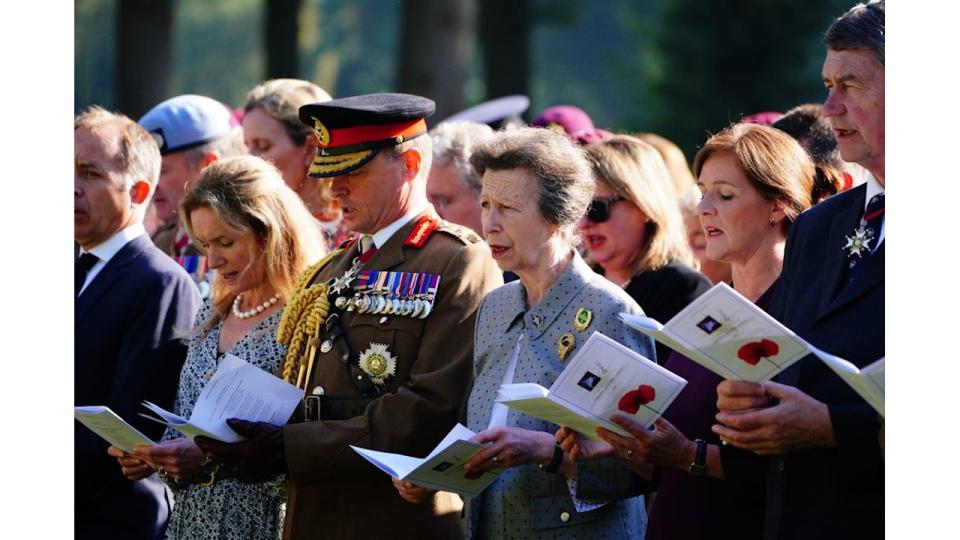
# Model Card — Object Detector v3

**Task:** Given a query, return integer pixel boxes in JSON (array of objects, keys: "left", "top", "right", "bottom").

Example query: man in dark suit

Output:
[
  {"left": 75, "top": 107, "right": 201, "bottom": 539},
  {"left": 712, "top": 2, "right": 885, "bottom": 539}
]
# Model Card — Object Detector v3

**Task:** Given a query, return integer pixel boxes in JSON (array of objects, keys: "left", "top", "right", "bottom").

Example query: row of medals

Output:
[
  {"left": 336, "top": 289, "right": 434, "bottom": 318},
  {"left": 329, "top": 257, "right": 434, "bottom": 319}
]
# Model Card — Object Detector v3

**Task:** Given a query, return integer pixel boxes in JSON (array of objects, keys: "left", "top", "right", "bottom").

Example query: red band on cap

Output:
[
  {"left": 404, "top": 215, "right": 439, "bottom": 248},
  {"left": 325, "top": 119, "right": 427, "bottom": 148}
]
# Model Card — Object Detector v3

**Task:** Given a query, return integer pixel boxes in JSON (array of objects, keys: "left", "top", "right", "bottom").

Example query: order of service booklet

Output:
[
  {"left": 351, "top": 423, "right": 501, "bottom": 498},
  {"left": 76, "top": 354, "right": 304, "bottom": 448},
  {"left": 74, "top": 406, "right": 155, "bottom": 453},
  {"left": 496, "top": 332, "right": 687, "bottom": 441},
  {"left": 619, "top": 282, "right": 884, "bottom": 415},
  {"left": 816, "top": 355, "right": 884, "bottom": 416},
  {"left": 137, "top": 354, "right": 304, "bottom": 442}
]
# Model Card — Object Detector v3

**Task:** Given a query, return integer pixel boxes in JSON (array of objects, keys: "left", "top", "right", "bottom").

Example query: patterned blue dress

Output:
[{"left": 161, "top": 301, "right": 287, "bottom": 540}]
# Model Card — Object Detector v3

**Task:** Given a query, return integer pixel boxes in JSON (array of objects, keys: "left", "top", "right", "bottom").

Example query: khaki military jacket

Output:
[
  {"left": 282, "top": 212, "right": 503, "bottom": 540},
  {"left": 150, "top": 221, "right": 201, "bottom": 258}
]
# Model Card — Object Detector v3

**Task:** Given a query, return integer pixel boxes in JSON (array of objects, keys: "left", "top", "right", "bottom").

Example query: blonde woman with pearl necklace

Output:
[{"left": 108, "top": 155, "right": 325, "bottom": 539}]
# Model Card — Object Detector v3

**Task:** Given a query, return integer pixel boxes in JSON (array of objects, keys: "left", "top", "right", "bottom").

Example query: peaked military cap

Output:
[{"left": 299, "top": 92, "right": 436, "bottom": 177}]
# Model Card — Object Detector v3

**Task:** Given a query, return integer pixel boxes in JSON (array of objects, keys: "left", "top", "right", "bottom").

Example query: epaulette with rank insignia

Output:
[{"left": 434, "top": 219, "right": 485, "bottom": 245}]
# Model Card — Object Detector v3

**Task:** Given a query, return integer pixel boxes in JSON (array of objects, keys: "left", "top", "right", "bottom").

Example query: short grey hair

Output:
[
  {"left": 430, "top": 121, "right": 495, "bottom": 196},
  {"left": 182, "top": 126, "right": 247, "bottom": 168},
  {"left": 382, "top": 130, "right": 434, "bottom": 183},
  {"left": 470, "top": 127, "right": 595, "bottom": 229},
  {"left": 75, "top": 106, "right": 161, "bottom": 189},
  {"left": 825, "top": 0, "right": 885, "bottom": 65}
]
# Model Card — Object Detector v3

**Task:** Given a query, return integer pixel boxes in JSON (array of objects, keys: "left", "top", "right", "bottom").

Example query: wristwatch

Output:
[
  {"left": 688, "top": 439, "right": 708, "bottom": 476},
  {"left": 539, "top": 443, "right": 564, "bottom": 474}
]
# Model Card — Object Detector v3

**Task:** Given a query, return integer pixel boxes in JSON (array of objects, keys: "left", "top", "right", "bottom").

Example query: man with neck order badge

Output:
[
  {"left": 195, "top": 93, "right": 503, "bottom": 539},
  {"left": 712, "top": 2, "right": 885, "bottom": 539}
]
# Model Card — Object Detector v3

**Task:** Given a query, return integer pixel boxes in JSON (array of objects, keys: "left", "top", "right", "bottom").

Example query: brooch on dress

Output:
[
  {"left": 556, "top": 333, "right": 576, "bottom": 362},
  {"left": 573, "top": 308, "right": 592, "bottom": 331}
]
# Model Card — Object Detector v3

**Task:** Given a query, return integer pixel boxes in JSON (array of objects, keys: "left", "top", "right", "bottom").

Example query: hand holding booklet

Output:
[
  {"left": 137, "top": 354, "right": 304, "bottom": 442},
  {"left": 619, "top": 282, "right": 884, "bottom": 415},
  {"left": 74, "top": 406, "right": 155, "bottom": 453},
  {"left": 351, "top": 423, "right": 501, "bottom": 498},
  {"left": 619, "top": 283, "right": 813, "bottom": 383},
  {"left": 76, "top": 354, "right": 304, "bottom": 449},
  {"left": 496, "top": 332, "right": 687, "bottom": 441}
]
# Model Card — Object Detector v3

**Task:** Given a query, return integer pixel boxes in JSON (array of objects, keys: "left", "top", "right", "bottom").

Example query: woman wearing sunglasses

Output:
[
  {"left": 560, "top": 124, "right": 815, "bottom": 540},
  {"left": 581, "top": 135, "right": 711, "bottom": 364}
]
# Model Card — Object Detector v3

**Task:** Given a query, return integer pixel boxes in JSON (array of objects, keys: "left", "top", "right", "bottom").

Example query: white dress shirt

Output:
[
  {"left": 370, "top": 204, "right": 429, "bottom": 249},
  {"left": 863, "top": 173, "right": 885, "bottom": 249},
  {"left": 77, "top": 223, "right": 146, "bottom": 295}
]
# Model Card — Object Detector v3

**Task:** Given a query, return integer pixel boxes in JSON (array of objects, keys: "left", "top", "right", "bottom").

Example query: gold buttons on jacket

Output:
[{"left": 560, "top": 511, "right": 570, "bottom": 522}]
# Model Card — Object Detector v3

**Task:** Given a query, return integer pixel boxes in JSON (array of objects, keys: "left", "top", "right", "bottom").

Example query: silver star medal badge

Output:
[
  {"left": 331, "top": 258, "right": 363, "bottom": 308},
  {"left": 843, "top": 226, "right": 873, "bottom": 258}
]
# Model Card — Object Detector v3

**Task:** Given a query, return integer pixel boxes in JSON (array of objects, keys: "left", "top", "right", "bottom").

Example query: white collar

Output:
[
  {"left": 79, "top": 223, "right": 146, "bottom": 264},
  {"left": 370, "top": 204, "right": 428, "bottom": 249},
  {"left": 864, "top": 173, "right": 884, "bottom": 212}
]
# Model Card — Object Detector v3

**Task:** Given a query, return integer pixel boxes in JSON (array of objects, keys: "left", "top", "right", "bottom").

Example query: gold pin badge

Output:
[
  {"left": 557, "top": 333, "right": 576, "bottom": 362},
  {"left": 574, "top": 308, "right": 592, "bottom": 331},
  {"left": 311, "top": 116, "right": 330, "bottom": 146}
]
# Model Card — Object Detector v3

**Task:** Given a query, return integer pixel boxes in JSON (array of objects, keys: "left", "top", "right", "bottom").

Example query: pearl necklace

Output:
[{"left": 232, "top": 292, "right": 280, "bottom": 319}]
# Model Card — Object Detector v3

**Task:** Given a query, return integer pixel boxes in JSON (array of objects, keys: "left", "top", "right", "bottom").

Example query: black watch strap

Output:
[
  {"left": 539, "top": 443, "right": 564, "bottom": 474},
  {"left": 688, "top": 438, "right": 708, "bottom": 476}
]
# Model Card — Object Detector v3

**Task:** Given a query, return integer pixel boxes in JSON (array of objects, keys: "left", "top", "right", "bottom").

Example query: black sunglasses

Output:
[{"left": 586, "top": 195, "right": 626, "bottom": 223}]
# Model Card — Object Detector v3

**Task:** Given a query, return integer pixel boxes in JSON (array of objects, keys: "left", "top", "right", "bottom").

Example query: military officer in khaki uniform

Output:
[{"left": 196, "top": 93, "right": 503, "bottom": 539}]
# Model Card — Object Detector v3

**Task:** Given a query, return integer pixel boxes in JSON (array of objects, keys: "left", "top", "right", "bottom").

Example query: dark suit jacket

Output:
[
  {"left": 766, "top": 184, "right": 884, "bottom": 539},
  {"left": 75, "top": 234, "right": 201, "bottom": 540}
]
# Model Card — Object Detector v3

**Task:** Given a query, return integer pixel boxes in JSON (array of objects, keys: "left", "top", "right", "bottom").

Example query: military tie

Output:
[{"left": 358, "top": 235, "right": 378, "bottom": 263}]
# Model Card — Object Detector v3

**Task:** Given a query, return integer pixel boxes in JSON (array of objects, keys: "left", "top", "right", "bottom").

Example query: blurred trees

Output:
[
  {"left": 622, "top": 0, "right": 848, "bottom": 156},
  {"left": 265, "top": 0, "right": 301, "bottom": 78},
  {"left": 115, "top": 0, "right": 173, "bottom": 117},
  {"left": 480, "top": 0, "right": 531, "bottom": 101},
  {"left": 76, "top": 0, "right": 853, "bottom": 158},
  {"left": 398, "top": 0, "right": 477, "bottom": 120}
]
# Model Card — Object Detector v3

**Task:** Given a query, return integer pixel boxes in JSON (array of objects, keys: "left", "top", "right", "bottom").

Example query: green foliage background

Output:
[{"left": 76, "top": 0, "right": 855, "bottom": 159}]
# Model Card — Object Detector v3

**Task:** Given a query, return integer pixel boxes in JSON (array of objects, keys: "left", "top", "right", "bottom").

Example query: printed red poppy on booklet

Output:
[
  {"left": 617, "top": 384, "right": 656, "bottom": 414},
  {"left": 737, "top": 339, "right": 780, "bottom": 365}
]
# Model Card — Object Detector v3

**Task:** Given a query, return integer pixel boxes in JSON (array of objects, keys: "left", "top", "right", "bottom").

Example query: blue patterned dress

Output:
[{"left": 161, "top": 301, "right": 287, "bottom": 540}]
